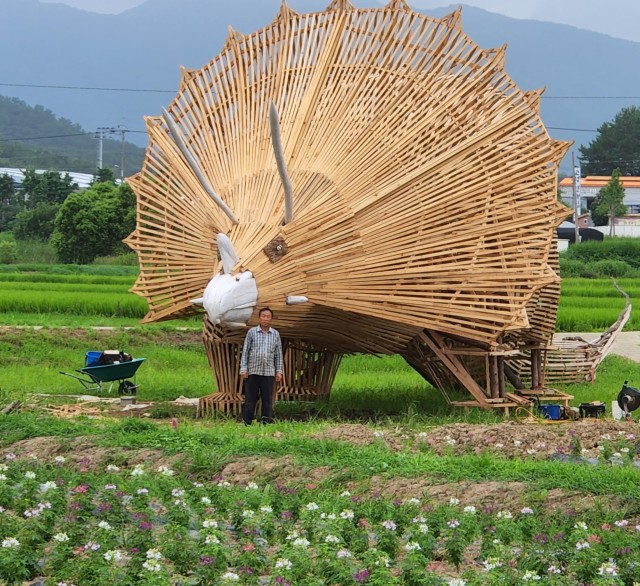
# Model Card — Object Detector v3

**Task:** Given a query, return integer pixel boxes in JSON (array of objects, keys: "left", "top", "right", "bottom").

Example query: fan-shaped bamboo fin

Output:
[
  {"left": 326, "top": 0, "right": 354, "bottom": 13},
  {"left": 179, "top": 66, "right": 198, "bottom": 84},
  {"left": 486, "top": 44, "right": 507, "bottom": 69},
  {"left": 440, "top": 6, "right": 462, "bottom": 30},
  {"left": 161, "top": 108, "right": 240, "bottom": 225},
  {"left": 523, "top": 88, "right": 545, "bottom": 112},
  {"left": 385, "top": 0, "right": 410, "bottom": 11},
  {"left": 276, "top": 0, "right": 297, "bottom": 20},
  {"left": 270, "top": 102, "right": 295, "bottom": 224}
]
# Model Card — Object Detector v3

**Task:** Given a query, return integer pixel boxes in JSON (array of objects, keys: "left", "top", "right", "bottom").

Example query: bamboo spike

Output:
[
  {"left": 270, "top": 102, "right": 295, "bottom": 224},
  {"left": 161, "top": 108, "right": 239, "bottom": 225}
]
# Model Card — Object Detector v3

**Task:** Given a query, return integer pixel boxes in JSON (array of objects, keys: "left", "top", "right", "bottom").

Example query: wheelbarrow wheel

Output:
[{"left": 118, "top": 380, "right": 137, "bottom": 395}]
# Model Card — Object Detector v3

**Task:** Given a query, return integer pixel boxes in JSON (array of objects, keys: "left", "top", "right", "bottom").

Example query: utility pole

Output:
[
  {"left": 572, "top": 152, "right": 581, "bottom": 245},
  {"left": 118, "top": 125, "right": 126, "bottom": 181}
]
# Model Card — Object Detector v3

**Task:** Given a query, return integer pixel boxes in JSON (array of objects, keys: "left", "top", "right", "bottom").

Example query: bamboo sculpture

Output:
[{"left": 125, "top": 0, "right": 572, "bottom": 414}]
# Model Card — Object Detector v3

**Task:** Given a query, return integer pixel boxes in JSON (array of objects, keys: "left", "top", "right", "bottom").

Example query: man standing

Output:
[{"left": 240, "top": 307, "right": 284, "bottom": 424}]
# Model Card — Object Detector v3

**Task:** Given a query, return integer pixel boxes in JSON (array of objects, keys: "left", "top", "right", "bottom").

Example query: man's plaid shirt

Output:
[{"left": 240, "top": 326, "right": 284, "bottom": 376}]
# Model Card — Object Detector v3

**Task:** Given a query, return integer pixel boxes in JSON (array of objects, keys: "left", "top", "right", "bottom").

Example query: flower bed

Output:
[{"left": 1, "top": 450, "right": 640, "bottom": 585}]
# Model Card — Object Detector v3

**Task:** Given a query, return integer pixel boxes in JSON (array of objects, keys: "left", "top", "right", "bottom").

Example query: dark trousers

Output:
[{"left": 242, "top": 374, "right": 275, "bottom": 424}]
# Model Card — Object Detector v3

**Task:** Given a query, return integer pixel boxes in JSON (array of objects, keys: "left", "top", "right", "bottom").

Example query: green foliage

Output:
[
  {"left": 20, "top": 169, "right": 78, "bottom": 208},
  {"left": 580, "top": 106, "right": 640, "bottom": 175},
  {"left": 0, "top": 234, "right": 17, "bottom": 264},
  {"left": 590, "top": 259, "right": 630, "bottom": 277},
  {"left": 0, "top": 172, "right": 19, "bottom": 231},
  {"left": 51, "top": 182, "right": 136, "bottom": 264},
  {"left": 561, "top": 237, "right": 640, "bottom": 269},
  {"left": 590, "top": 168, "right": 627, "bottom": 230},
  {"left": 12, "top": 202, "right": 59, "bottom": 240}
]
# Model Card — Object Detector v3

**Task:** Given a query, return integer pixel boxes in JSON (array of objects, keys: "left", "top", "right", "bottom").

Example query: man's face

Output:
[{"left": 259, "top": 310, "right": 273, "bottom": 328}]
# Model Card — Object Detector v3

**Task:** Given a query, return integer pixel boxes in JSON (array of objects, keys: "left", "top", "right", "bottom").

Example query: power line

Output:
[
  {"left": 0, "top": 130, "right": 147, "bottom": 141},
  {"left": 0, "top": 82, "right": 173, "bottom": 93},
  {"left": 2, "top": 82, "right": 640, "bottom": 100}
]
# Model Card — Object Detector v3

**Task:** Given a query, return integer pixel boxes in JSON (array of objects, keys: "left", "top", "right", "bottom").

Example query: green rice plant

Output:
[{"left": 0, "top": 273, "right": 134, "bottom": 285}]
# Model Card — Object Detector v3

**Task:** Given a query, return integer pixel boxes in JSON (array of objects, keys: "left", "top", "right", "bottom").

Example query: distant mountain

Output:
[
  {"left": 0, "top": 96, "right": 145, "bottom": 174},
  {"left": 2, "top": 0, "right": 639, "bottom": 173}
]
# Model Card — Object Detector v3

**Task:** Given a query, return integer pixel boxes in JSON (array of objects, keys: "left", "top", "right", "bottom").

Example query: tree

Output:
[
  {"left": 92, "top": 168, "right": 117, "bottom": 185},
  {"left": 0, "top": 173, "right": 19, "bottom": 232},
  {"left": 13, "top": 203, "right": 59, "bottom": 240},
  {"left": 580, "top": 106, "right": 640, "bottom": 175},
  {"left": 590, "top": 169, "right": 627, "bottom": 235},
  {"left": 51, "top": 182, "right": 136, "bottom": 264},
  {"left": 20, "top": 169, "right": 78, "bottom": 208}
]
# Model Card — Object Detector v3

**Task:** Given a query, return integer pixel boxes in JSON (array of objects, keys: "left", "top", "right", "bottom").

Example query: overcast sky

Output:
[{"left": 40, "top": 0, "right": 640, "bottom": 44}]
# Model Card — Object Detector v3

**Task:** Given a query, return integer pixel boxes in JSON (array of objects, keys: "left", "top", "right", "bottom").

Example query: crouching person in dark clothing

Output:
[{"left": 239, "top": 307, "right": 284, "bottom": 424}]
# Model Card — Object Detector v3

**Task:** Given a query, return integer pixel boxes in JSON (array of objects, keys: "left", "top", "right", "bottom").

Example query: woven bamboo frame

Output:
[{"left": 126, "top": 1, "right": 572, "bottom": 412}]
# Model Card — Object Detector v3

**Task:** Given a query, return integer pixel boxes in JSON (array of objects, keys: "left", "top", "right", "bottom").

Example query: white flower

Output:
[
  {"left": 448, "top": 580, "right": 467, "bottom": 586},
  {"left": 463, "top": 505, "right": 476, "bottom": 514},
  {"left": 447, "top": 519, "right": 460, "bottom": 528},
  {"left": 104, "top": 484, "right": 117, "bottom": 490},
  {"left": 201, "top": 496, "right": 212, "bottom": 505},
  {"left": 321, "top": 512, "right": 336, "bottom": 520},
  {"left": 2, "top": 537, "right": 20, "bottom": 549},
  {"left": 221, "top": 571, "right": 240, "bottom": 581},
  {"left": 217, "top": 480, "right": 231, "bottom": 488},
  {"left": 293, "top": 537, "right": 310, "bottom": 548},
  {"left": 336, "top": 549, "right": 352, "bottom": 558},
  {"left": 497, "top": 511, "right": 512, "bottom": 519},
  {"left": 575, "top": 540, "right": 590, "bottom": 550},
  {"left": 98, "top": 521, "right": 112, "bottom": 530},
  {"left": 246, "top": 481, "right": 259, "bottom": 490},
  {"left": 615, "top": 519, "right": 629, "bottom": 527},
  {"left": 171, "top": 488, "right": 185, "bottom": 498},
  {"left": 305, "top": 502, "right": 320, "bottom": 511},
  {"left": 418, "top": 523, "right": 429, "bottom": 533},
  {"left": 406, "top": 497, "right": 420, "bottom": 505},
  {"left": 275, "top": 558, "right": 293, "bottom": 570},
  {"left": 547, "top": 565, "right": 562, "bottom": 574},
  {"left": 5, "top": 453, "right": 16, "bottom": 460},
  {"left": 84, "top": 541, "right": 100, "bottom": 551},
  {"left": 340, "top": 509, "right": 354, "bottom": 520},
  {"left": 205, "top": 534, "right": 220, "bottom": 545},
  {"left": 131, "top": 465, "right": 145, "bottom": 476},
  {"left": 373, "top": 431, "right": 384, "bottom": 438},
  {"left": 482, "top": 557, "right": 503, "bottom": 571},
  {"left": 260, "top": 505, "right": 273, "bottom": 513},
  {"left": 106, "top": 464, "right": 120, "bottom": 472},
  {"left": 521, "top": 507, "right": 534, "bottom": 515},
  {"left": 193, "top": 481, "right": 204, "bottom": 488},
  {"left": 620, "top": 447, "right": 630, "bottom": 453},
  {"left": 104, "top": 550, "right": 124, "bottom": 562},
  {"left": 448, "top": 497, "right": 460, "bottom": 506},
  {"left": 146, "top": 548, "right": 163, "bottom": 560},
  {"left": 202, "top": 519, "right": 218, "bottom": 528},
  {"left": 381, "top": 520, "right": 397, "bottom": 531},
  {"left": 522, "top": 570, "right": 541, "bottom": 581},
  {"left": 242, "top": 509, "right": 255, "bottom": 518},
  {"left": 574, "top": 521, "right": 588, "bottom": 531},
  {"left": 417, "top": 432, "right": 428, "bottom": 438},
  {"left": 513, "top": 440, "right": 522, "bottom": 447},
  {"left": 0, "top": 474, "right": 6, "bottom": 481},
  {"left": 325, "top": 534, "right": 340, "bottom": 544},
  {"left": 142, "top": 559, "right": 162, "bottom": 572},
  {"left": 136, "top": 488, "right": 149, "bottom": 495},
  {"left": 53, "top": 533, "right": 70, "bottom": 542},
  {"left": 25, "top": 471, "right": 36, "bottom": 479},
  {"left": 526, "top": 449, "right": 536, "bottom": 455},
  {"left": 340, "top": 490, "right": 352, "bottom": 497},
  {"left": 54, "top": 456, "right": 66, "bottom": 463},
  {"left": 157, "top": 466, "right": 174, "bottom": 476},
  {"left": 598, "top": 561, "right": 619, "bottom": 577},
  {"left": 445, "top": 436, "right": 456, "bottom": 446},
  {"left": 405, "top": 541, "right": 421, "bottom": 551},
  {"left": 57, "top": 582, "right": 77, "bottom": 586}
]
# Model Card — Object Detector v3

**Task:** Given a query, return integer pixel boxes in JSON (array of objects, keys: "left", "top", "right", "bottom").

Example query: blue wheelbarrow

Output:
[{"left": 60, "top": 351, "right": 145, "bottom": 395}]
